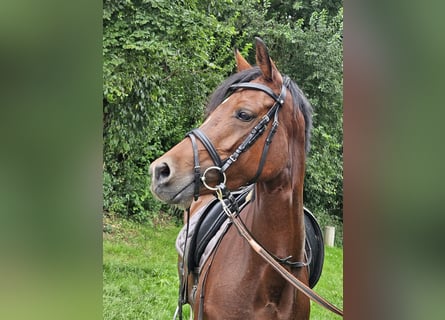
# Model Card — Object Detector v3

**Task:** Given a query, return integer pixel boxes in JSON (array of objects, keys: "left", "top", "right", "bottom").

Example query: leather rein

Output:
[{"left": 181, "top": 78, "right": 343, "bottom": 317}]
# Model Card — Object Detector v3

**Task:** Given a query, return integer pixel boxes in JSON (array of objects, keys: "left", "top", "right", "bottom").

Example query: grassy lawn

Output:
[
  {"left": 103, "top": 217, "right": 343, "bottom": 319},
  {"left": 310, "top": 246, "right": 343, "bottom": 319}
]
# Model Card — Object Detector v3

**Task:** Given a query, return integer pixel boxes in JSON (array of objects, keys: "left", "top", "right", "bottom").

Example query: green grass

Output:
[
  {"left": 103, "top": 217, "right": 343, "bottom": 319},
  {"left": 310, "top": 246, "right": 343, "bottom": 319}
]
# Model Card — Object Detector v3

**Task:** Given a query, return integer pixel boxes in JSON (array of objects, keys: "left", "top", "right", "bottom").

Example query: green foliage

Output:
[
  {"left": 257, "top": 7, "right": 343, "bottom": 222},
  {"left": 103, "top": 0, "right": 343, "bottom": 227},
  {"left": 314, "top": 208, "right": 343, "bottom": 247},
  {"left": 103, "top": 0, "right": 237, "bottom": 220},
  {"left": 303, "top": 8, "right": 343, "bottom": 222},
  {"left": 311, "top": 246, "right": 343, "bottom": 318}
]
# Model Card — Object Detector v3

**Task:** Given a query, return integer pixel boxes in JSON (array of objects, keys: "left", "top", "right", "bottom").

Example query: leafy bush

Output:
[
  {"left": 103, "top": 1, "right": 343, "bottom": 229},
  {"left": 103, "top": 0, "right": 236, "bottom": 220}
]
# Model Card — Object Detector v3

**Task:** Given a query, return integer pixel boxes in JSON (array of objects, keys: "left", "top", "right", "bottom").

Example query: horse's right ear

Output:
[{"left": 234, "top": 48, "right": 252, "bottom": 72}]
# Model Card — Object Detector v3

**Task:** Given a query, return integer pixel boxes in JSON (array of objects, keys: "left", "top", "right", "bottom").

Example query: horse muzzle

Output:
[{"left": 149, "top": 157, "right": 195, "bottom": 207}]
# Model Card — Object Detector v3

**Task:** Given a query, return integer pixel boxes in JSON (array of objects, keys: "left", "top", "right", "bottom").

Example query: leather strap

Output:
[
  {"left": 174, "top": 208, "right": 191, "bottom": 320},
  {"left": 246, "top": 104, "right": 280, "bottom": 184},
  {"left": 230, "top": 82, "right": 282, "bottom": 103},
  {"left": 187, "top": 78, "right": 290, "bottom": 183},
  {"left": 223, "top": 78, "right": 289, "bottom": 181},
  {"left": 188, "top": 128, "right": 224, "bottom": 168},
  {"left": 216, "top": 188, "right": 344, "bottom": 317},
  {"left": 188, "top": 133, "right": 201, "bottom": 201}
]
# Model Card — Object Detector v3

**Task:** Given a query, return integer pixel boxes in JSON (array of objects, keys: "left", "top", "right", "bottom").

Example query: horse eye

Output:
[{"left": 236, "top": 110, "right": 255, "bottom": 122}]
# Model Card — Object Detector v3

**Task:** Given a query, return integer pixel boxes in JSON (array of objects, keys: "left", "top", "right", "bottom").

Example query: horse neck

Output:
[{"left": 251, "top": 157, "right": 306, "bottom": 261}]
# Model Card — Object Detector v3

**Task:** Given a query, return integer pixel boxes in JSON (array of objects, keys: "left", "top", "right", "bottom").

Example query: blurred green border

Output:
[{"left": 0, "top": 1, "right": 103, "bottom": 319}]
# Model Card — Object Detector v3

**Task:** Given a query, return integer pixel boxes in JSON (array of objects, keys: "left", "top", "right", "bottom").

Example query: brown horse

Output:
[{"left": 150, "top": 38, "right": 313, "bottom": 319}]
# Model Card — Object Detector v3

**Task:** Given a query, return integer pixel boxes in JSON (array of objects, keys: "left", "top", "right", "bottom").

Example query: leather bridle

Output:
[{"left": 186, "top": 76, "right": 291, "bottom": 200}]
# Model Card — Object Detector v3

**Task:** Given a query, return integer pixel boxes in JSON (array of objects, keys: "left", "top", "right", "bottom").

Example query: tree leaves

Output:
[{"left": 103, "top": 0, "right": 343, "bottom": 224}]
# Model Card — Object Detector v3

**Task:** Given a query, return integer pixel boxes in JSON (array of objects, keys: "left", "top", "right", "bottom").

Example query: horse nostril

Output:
[{"left": 155, "top": 162, "right": 171, "bottom": 182}]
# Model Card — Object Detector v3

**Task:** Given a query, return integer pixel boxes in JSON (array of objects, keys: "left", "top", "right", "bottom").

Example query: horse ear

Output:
[
  {"left": 255, "top": 37, "right": 282, "bottom": 83},
  {"left": 234, "top": 48, "right": 252, "bottom": 72}
]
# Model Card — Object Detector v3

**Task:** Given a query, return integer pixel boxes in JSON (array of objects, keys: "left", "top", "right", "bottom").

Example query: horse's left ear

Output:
[
  {"left": 234, "top": 48, "right": 252, "bottom": 72},
  {"left": 255, "top": 37, "right": 282, "bottom": 84}
]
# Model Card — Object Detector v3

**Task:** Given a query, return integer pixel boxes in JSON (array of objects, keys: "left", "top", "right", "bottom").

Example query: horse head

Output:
[{"left": 150, "top": 37, "right": 311, "bottom": 209}]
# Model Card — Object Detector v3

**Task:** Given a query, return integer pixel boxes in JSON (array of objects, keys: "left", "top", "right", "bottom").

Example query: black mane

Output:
[{"left": 205, "top": 67, "right": 313, "bottom": 154}]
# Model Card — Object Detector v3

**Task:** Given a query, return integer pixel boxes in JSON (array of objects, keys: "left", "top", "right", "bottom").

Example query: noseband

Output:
[{"left": 186, "top": 77, "right": 290, "bottom": 200}]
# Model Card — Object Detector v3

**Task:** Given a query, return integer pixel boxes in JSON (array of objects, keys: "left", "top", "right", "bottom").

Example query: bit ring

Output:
[{"left": 201, "top": 166, "right": 226, "bottom": 190}]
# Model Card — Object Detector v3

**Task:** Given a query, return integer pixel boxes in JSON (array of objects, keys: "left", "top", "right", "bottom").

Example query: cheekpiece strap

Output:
[{"left": 187, "top": 133, "right": 201, "bottom": 201}]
